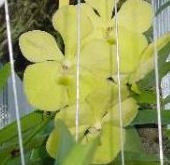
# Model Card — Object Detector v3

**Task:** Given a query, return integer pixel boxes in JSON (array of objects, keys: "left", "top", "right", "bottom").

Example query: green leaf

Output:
[
  {"left": 0, "top": 111, "right": 44, "bottom": 144},
  {"left": 0, "top": 117, "right": 53, "bottom": 164},
  {"left": 91, "top": 123, "right": 125, "bottom": 164},
  {"left": 60, "top": 138, "right": 99, "bottom": 165},
  {"left": 129, "top": 110, "right": 170, "bottom": 126},
  {"left": 0, "top": 63, "right": 10, "bottom": 94},
  {"left": 27, "top": 147, "right": 54, "bottom": 165},
  {"left": 131, "top": 89, "right": 156, "bottom": 104},
  {"left": 1, "top": 151, "right": 32, "bottom": 165},
  {"left": 113, "top": 151, "right": 159, "bottom": 165},
  {"left": 0, "top": 110, "right": 54, "bottom": 163},
  {"left": 125, "top": 128, "right": 144, "bottom": 153}
]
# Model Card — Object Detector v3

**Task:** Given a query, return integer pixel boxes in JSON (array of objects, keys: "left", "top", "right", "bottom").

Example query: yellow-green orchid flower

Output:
[
  {"left": 81, "top": 0, "right": 170, "bottom": 84},
  {"left": 46, "top": 83, "right": 138, "bottom": 164},
  {"left": 57, "top": 0, "right": 152, "bottom": 78},
  {"left": 46, "top": 119, "right": 125, "bottom": 164},
  {"left": 83, "top": 0, "right": 153, "bottom": 40},
  {"left": 19, "top": 5, "right": 102, "bottom": 111},
  {"left": 79, "top": 0, "right": 152, "bottom": 79}
]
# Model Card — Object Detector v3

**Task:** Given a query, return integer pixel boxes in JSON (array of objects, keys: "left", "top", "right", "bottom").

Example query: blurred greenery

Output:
[{"left": 0, "top": 63, "right": 10, "bottom": 94}]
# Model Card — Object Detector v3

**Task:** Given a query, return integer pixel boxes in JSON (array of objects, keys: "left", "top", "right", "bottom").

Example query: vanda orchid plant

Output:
[{"left": 1, "top": 0, "right": 170, "bottom": 164}]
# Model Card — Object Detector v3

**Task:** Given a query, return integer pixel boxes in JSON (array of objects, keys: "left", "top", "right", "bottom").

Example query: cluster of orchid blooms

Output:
[{"left": 19, "top": 0, "right": 170, "bottom": 164}]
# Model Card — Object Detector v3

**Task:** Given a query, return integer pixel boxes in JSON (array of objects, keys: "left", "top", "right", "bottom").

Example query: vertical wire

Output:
[
  {"left": 164, "top": 0, "right": 167, "bottom": 33},
  {"left": 4, "top": 1, "right": 25, "bottom": 165},
  {"left": 157, "top": 0, "right": 161, "bottom": 35},
  {"left": 165, "top": 0, "right": 170, "bottom": 33},
  {"left": 168, "top": 0, "right": 170, "bottom": 32},
  {"left": 75, "top": 0, "right": 81, "bottom": 142},
  {"left": 151, "top": 0, "right": 164, "bottom": 165},
  {"left": 114, "top": 1, "right": 125, "bottom": 165},
  {"left": 161, "top": 0, "right": 163, "bottom": 34}
]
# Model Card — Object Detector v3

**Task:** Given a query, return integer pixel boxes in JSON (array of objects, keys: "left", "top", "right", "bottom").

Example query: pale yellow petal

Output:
[
  {"left": 24, "top": 62, "right": 74, "bottom": 111},
  {"left": 81, "top": 4, "right": 114, "bottom": 44},
  {"left": 55, "top": 103, "right": 94, "bottom": 137},
  {"left": 86, "top": 83, "right": 129, "bottom": 118},
  {"left": 65, "top": 66, "right": 109, "bottom": 104},
  {"left": 59, "top": 0, "right": 69, "bottom": 8},
  {"left": 52, "top": 5, "right": 93, "bottom": 57},
  {"left": 81, "top": 4, "right": 101, "bottom": 27},
  {"left": 46, "top": 121, "right": 75, "bottom": 159},
  {"left": 81, "top": 39, "right": 116, "bottom": 78},
  {"left": 104, "top": 98, "right": 138, "bottom": 126},
  {"left": 46, "top": 128, "right": 60, "bottom": 158},
  {"left": 85, "top": 0, "right": 116, "bottom": 21},
  {"left": 117, "top": 0, "right": 153, "bottom": 33},
  {"left": 118, "top": 27, "right": 148, "bottom": 73},
  {"left": 111, "top": 74, "right": 130, "bottom": 84},
  {"left": 141, "top": 33, "right": 170, "bottom": 61},
  {"left": 19, "top": 30, "right": 63, "bottom": 63},
  {"left": 92, "top": 123, "right": 125, "bottom": 164},
  {"left": 79, "top": 69, "right": 105, "bottom": 100},
  {"left": 55, "top": 80, "right": 121, "bottom": 136},
  {"left": 130, "top": 33, "right": 170, "bottom": 82}
]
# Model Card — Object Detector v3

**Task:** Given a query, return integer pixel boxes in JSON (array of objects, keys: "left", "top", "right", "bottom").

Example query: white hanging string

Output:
[
  {"left": 114, "top": 1, "right": 125, "bottom": 165},
  {"left": 75, "top": 0, "right": 81, "bottom": 142},
  {"left": 151, "top": 0, "right": 164, "bottom": 165},
  {"left": 157, "top": 0, "right": 161, "bottom": 35},
  {"left": 4, "top": 0, "right": 25, "bottom": 164},
  {"left": 168, "top": 0, "right": 170, "bottom": 32},
  {"left": 164, "top": 0, "right": 167, "bottom": 33}
]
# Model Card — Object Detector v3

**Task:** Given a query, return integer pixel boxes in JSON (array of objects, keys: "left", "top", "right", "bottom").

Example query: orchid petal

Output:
[
  {"left": 81, "top": 4, "right": 115, "bottom": 44},
  {"left": 91, "top": 122, "right": 125, "bottom": 164},
  {"left": 52, "top": 5, "right": 93, "bottom": 57},
  {"left": 59, "top": 0, "right": 69, "bottom": 8},
  {"left": 79, "top": 69, "right": 103, "bottom": 100},
  {"left": 141, "top": 33, "right": 170, "bottom": 61},
  {"left": 81, "top": 28, "right": 147, "bottom": 77},
  {"left": 86, "top": 84, "right": 129, "bottom": 118},
  {"left": 55, "top": 81, "right": 119, "bottom": 136},
  {"left": 81, "top": 4, "right": 101, "bottom": 27},
  {"left": 118, "top": 27, "right": 148, "bottom": 73},
  {"left": 46, "top": 128, "right": 60, "bottom": 159},
  {"left": 19, "top": 30, "right": 63, "bottom": 63},
  {"left": 117, "top": 0, "right": 153, "bottom": 33},
  {"left": 130, "top": 33, "right": 170, "bottom": 82},
  {"left": 46, "top": 120, "right": 74, "bottom": 159},
  {"left": 104, "top": 98, "right": 138, "bottom": 126},
  {"left": 81, "top": 39, "right": 115, "bottom": 78},
  {"left": 24, "top": 62, "right": 74, "bottom": 111},
  {"left": 24, "top": 61, "right": 103, "bottom": 111},
  {"left": 85, "top": 0, "right": 116, "bottom": 21},
  {"left": 55, "top": 103, "right": 94, "bottom": 136}
]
